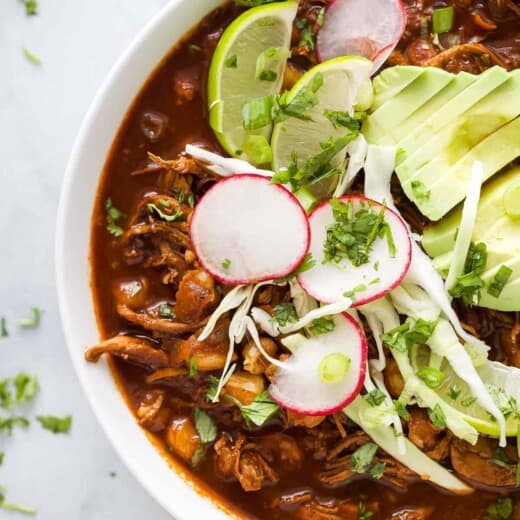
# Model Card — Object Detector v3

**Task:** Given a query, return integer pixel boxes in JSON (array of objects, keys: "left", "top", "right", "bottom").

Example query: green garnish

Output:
[
  {"left": 221, "top": 258, "right": 232, "bottom": 270},
  {"left": 0, "top": 417, "right": 30, "bottom": 436},
  {"left": 487, "top": 265, "right": 513, "bottom": 298},
  {"left": 109, "top": 471, "right": 117, "bottom": 478},
  {"left": 258, "top": 69, "right": 277, "bottom": 82},
  {"left": 322, "top": 198, "right": 390, "bottom": 267},
  {"left": 22, "top": 47, "right": 41, "bottom": 65},
  {"left": 0, "top": 318, "right": 7, "bottom": 338},
  {"left": 105, "top": 198, "right": 124, "bottom": 237},
  {"left": 448, "top": 386, "right": 461, "bottom": 401},
  {"left": 449, "top": 242, "right": 487, "bottom": 305},
  {"left": 243, "top": 135, "right": 272, "bottom": 165},
  {"left": 432, "top": 6, "right": 455, "bottom": 34},
  {"left": 37, "top": 415, "right": 72, "bottom": 434},
  {"left": 365, "top": 389, "right": 386, "bottom": 407},
  {"left": 193, "top": 408, "right": 217, "bottom": 444},
  {"left": 491, "top": 448, "right": 510, "bottom": 470},
  {"left": 158, "top": 303, "right": 174, "bottom": 319},
  {"left": 427, "top": 404, "right": 447, "bottom": 429},
  {"left": 205, "top": 375, "right": 220, "bottom": 402},
  {"left": 380, "top": 319, "right": 437, "bottom": 353},
  {"left": 370, "top": 461, "right": 386, "bottom": 479},
  {"left": 271, "top": 303, "right": 298, "bottom": 327},
  {"left": 324, "top": 110, "right": 365, "bottom": 132},
  {"left": 277, "top": 253, "right": 316, "bottom": 282},
  {"left": 147, "top": 203, "right": 184, "bottom": 222},
  {"left": 21, "top": 0, "right": 38, "bottom": 15},
  {"left": 272, "top": 134, "right": 356, "bottom": 191},
  {"left": 295, "top": 18, "right": 316, "bottom": 51},
  {"left": 343, "top": 283, "right": 367, "bottom": 302},
  {"left": 309, "top": 316, "right": 335, "bottom": 335},
  {"left": 417, "top": 366, "right": 446, "bottom": 389},
  {"left": 349, "top": 442, "right": 378, "bottom": 474},
  {"left": 0, "top": 453, "right": 3, "bottom": 465},
  {"left": 316, "top": 7, "right": 325, "bottom": 27},
  {"left": 358, "top": 502, "right": 374, "bottom": 520},
  {"left": 224, "top": 54, "right": 237, "bottom": 68},
  {"left": 484, "top": 497, "right": 513, "bottom": 520},
  {"left": 230, "top": 391, "right": 280, "bottom": 427},
  {"left": 393, "top": 400, "right": 411, "bottom": 421},
  {"left": 13, "top": 374, "right": 39, "bottom": 404},
  {"left": 189, "top": 356, "right": 198, "bottom": 377},
  {"left": 318, "top": 353, "right": 351, "bottom": 384},
  {"left": 242, "top": 95, "right": 273, "bottom": 130},
  {"left": 461, "top": 395, "right": 477, "bottom": 407},
  {"left": 17, "top": 307, "right": 40, "bottom": 329},
  {"left": 0, "top": 487, "right": 36, "bottom": 515},
  {"left": 411, "top": 180, "right": 431, "bottom": 202}
]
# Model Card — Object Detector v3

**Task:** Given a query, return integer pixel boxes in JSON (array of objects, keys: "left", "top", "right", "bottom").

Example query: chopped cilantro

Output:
[
  {"left": 296, "top": 17, "right": 316, "bottom": 51},
  {"left": 343, "top": 283, "right": 367, "bottom": 302},
  {"left": 221, "top": 258, "right": 232, "bottom": 270},
  {"left": 188, "top": 356, "right": 197, "bottom": 377},
  {"left": 224, "top": 54, "right": 237, "bottom": 68},
  {"left": 380, "top": 319, "right": 437, "bottom": 353},
  {"left": 17, "top": 307, "right": 40, "bottom": 329},
  {"left": 193, "top": 408, "right": 217, "bottom": 444},
  {"left": 0, "top": 416, "right": 30, "bottom": 436},
  {"left": 461, "top": 395, "right": 477, "bottom": 407},
  {"left": 21, "top": 0, "right": 38, "bottom": 15},
  {"left": 427, "top": 404, "right": 447, "bottom": 429},
  {"left": 0, "top": 318, "right": 7, "bottom": 338},
  {"left": 277, "top": 253, "right": 316, "bottom": 282},
  {"left": 258, "top": 69, "right": 277, "bottom": 81},
  {"left": 416, "top": 367, "right": 446, "bottom": 389},
  {"left": 365, "top": 389, "right": 386, "bottom": 407},
  {"left": 448, "top": 386, "right": 461, "bottom": 401},
  {"left": 411, "top": 180, "right": 431, "bottom": 202},
  {"left": 13, "top": 374, "right": 39, "bottom": 404},
  {"left": 158, "top": 303, "right": 174, "bottom": 319},
  {"left": 0, "top": 453, "right": 3, "bottom": 465},
  {"left": 37, "top": 415, "right": 72, "bottom": 434},
  {"left": 147, "top": 203, "right": 184, "bottom": 222},
  {"left": 205, "top": 375, "right": 220, "bottom": 402},
  {"left": 271, "top": 303, "right": 298, "bottom": 327},
  {"left": 491, "top": 448, "right": 510, "bottom": 470},
  {"left": 350, "top": 442, "right": 378, "bottom": 474},
  {"left": 370, "top": 461, "right": 386, "bottom": 479},
  {"left": 324, "top": 110, "right": 365, "bottom": 132},
  {"left": 316, "top": 6, "right": 325, "bottom": 26},
  {"left": 322, "top": 198, "right": 390, "bottom": 267},
  {"left": 230, "top": 391, "right": 279, "bottom": 427},
  {"left": 22, "top": 47, "right": 41, "bottom": 65},
  {"left": 487, "top": 265, "right": 513, "bottom": 298},
  {"left": 394, "top": 400, "right": 411, "bottom": 421},
  {"left": 309, "top": 316, "right": 335, "bottom": 335},
  {"left": 449, "top": 242, "right": 487, "bottom": 305},
  {"left": 105, "top": 198, "right": 124, "bottom": 237},
  {"left": 358, "top": 502, "right": 374, "bottom": 520},
  {"left": 484, "top": 497, "right": 512, "bottom": 520}
]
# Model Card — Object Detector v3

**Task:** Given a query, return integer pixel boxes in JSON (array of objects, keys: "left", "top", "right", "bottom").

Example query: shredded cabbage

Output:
[
  {"left": 444, "top": 161, "right": 483, "bottom": 293},
  {"left": 185, "top": 144, "right": 272, "bottom": 177},
  {"left": 333, "top": 135, "right": 368, "bottom": 197},
  {"left": 345, "top": 396, "right": 473, "bottom": 495}
]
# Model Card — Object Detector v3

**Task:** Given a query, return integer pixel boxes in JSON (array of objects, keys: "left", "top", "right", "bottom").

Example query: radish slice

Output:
[
  {"left": 269, "top": 313, "right": 367, "bottom": 415},
  {"left": 297, "top": 195, "right": 411, "bottom": 306},
  {"left": 317, "top": 0, "right": 406, "bottom": 74},
  {"left": 190, "top": 174, "right": 310, "bottom": 285}
]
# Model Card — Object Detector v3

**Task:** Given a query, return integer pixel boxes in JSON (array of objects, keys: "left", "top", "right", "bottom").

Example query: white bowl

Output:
[{"left": 55, "top": 1, "right": 238, "bottom": 518}]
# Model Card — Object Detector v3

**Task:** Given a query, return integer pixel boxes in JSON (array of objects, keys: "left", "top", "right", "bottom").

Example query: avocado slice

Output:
[
  {"left": 396, "top": 66, "right": 510, "bottom": 172},
  {"left": 371, "top": 66, "right": 424, "bottom": 111},
  {"left": 399, "top": 69, "right": 520, "bottom": 184},
  {"left": 364, "top": 68, "right": 453, "bottom": 144},
  {"left": 404, "top": 116, "right": 520, "bottom": 220},
  {"left": 422, "top": 166, "right": 520, "bottom": 311}
]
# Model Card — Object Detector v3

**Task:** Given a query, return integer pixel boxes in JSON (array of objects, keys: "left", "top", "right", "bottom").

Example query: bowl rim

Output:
[{"left": 55, "top": 1, "right": 238, "bottom": 518}]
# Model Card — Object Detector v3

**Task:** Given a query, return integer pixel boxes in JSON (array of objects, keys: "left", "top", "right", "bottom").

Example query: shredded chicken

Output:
[{"left": 85, "top": 335, "right": 168, "bottom": 369}]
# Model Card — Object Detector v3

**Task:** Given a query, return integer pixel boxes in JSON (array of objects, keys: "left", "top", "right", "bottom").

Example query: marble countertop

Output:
[{"left": 0, "top": 1, "right": 175, "bottom": 518}]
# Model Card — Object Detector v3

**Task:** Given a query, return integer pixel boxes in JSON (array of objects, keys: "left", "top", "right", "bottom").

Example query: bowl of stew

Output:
[{"left": 57, "top": 0, "right": 520, "bottom": 519}]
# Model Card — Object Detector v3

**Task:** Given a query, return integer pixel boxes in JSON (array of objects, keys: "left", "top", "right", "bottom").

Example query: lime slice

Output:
[
  {"left": 271, "top": 56, "right": 373, "bottom": 198},
  {"left": 411, "top": 344, "right": 520, "bottom": 437},
  {"left": 208, "top": 1, "right": 297, "bottom": 160}
]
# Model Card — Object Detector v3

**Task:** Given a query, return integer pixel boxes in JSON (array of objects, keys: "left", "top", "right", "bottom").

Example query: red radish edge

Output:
[
  {"left": 268, "top": 313, "right": 367, "bottom": 416},
  {"left": 316, "top": 0, "right": 407, "bottom": 72},
  {"left": 297, "top": 195, "right": 412, "bottom": 307},
  {"left": 189, "top": 174, "right": 311, "bottom": 286}
]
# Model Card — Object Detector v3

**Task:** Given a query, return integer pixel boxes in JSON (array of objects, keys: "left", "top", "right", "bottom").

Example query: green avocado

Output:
[
  {"left": 371, "top": 65, "right": 424, "bottom": 111},
  {"left": 423, "top": 166, "right": 520, "bottom": 311},
  {"left": 363, "top": 67, "right": 453, "bottom": 144}
]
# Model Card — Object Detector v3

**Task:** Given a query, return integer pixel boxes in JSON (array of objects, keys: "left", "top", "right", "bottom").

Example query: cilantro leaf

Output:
[
  {"left": 324, "top": 110, "right": 365, "bottom": 132},
  {"left": 271, "top": 303, "right": 298, "bottom": 327},
  {"left": 350, "top": 442, "right": 378, "bottom": 473},
  {"left": 427, "top": 404, "right": 447, "bottom": 429},
  {"left": 13, "top": 374, "right": 39, "bottom": 403},
  {"left": 105, "top": 198, "right": 124, "bottom": 237},
  {"left": 231, "top": 391, "right": 280, "bottom": 427},
  {"left": 365, "top": 389, "right": 386, "bottom": 407},
  {"left": 147, "top": 203, "right": 184, "bottom": 222},
  {"left": 37, "top": 415, "right": 72, "bottom": 434},
  {"left": 309, "top": 316, "right": 335, "bottom": 335},
  {"left": 411, "top": 180, "right": 431, "bottom": 202},
  {"left": 193, "top": 408, "right": 217, "bottom": 444},
  {"left": 0, "top": 416, "right": 30, "bottom": 436}
]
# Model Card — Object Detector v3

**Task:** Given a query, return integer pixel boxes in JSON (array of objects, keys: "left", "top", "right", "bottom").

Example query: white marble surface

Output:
[{"left": 0, "top": 1, "right": 176, "bottom": 518}]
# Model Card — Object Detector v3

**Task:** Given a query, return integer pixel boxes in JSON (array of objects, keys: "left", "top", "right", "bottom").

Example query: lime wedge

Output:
[
  {"left": 411, "top": 344, "right": 520, "bottom": 437},
  {"left": 208, "top": 1, "right": 297, "bottom": 160},
  {"left": 271, "top": 56, "right": 373, "bottom": 198}
]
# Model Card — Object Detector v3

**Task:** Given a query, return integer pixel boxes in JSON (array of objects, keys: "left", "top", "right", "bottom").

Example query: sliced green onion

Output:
[
  {"left": 242, "top": 135, "right": 272, "bottom": 165},
  {"left": 294, "top": 187, "right": 317, "bottom": 213},
  {"left": 242, "top": 95, "right": 273, "bottom": 130},
  {"left": 487, "top": 265, "right": 513, "bottom": 298},
  {"left": 417, "top": 366, "right": 446, "bottom": 389},
  {"left": 432, "top": 6, "right": 454, "bottom": 34},
  {"left": 318, "top": 353, "right": 350, "bottom": 384}
]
